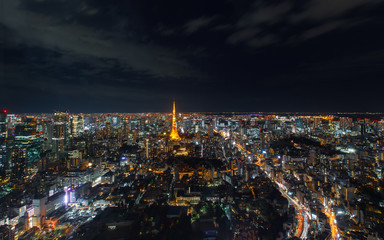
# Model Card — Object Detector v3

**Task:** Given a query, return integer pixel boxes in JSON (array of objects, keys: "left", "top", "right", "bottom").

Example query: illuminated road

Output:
[
  {"left": 301, "top": 211, "right": 309, "bottom": 239},
  {"left": 216, "top": 130, "right": 310, "bottom": 239},
  {"left": 276, "top": 182, "right": 310, "bottom": 240},
  {"left": 236, "top": 133, "right": 337, "bottom": 239},
  {"left": 295, "top": 213, "right": 304, "bottom": 238},
  {"left": 323, "top": 206, "right": 339, "bottom": 240}
]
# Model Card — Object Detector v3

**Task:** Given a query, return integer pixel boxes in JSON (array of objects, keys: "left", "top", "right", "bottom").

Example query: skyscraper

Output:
[
  {"left": 170, "top": 101, "right": 180, "bottom": 140},
  {"left": 123, "top": 117, "right": 130, "bottom": 140},
  {"left": 69, "top": 115, "right": 78, "bottom": 137},
  {"left": 10, "top": 117, "right": 41, "bottom": 181},
  {"left": 53, "top": 112, "right": 68, "bottom": 158}
]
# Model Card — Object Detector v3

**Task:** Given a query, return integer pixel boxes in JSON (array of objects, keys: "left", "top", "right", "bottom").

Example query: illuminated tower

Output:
[{"left": 170, "top": 101, "right": 181, "bottom": 140}]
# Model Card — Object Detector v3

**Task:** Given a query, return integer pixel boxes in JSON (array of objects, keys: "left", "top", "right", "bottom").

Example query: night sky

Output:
[{"left": 1, "top": 0, "right": 384, "bottom": 113}]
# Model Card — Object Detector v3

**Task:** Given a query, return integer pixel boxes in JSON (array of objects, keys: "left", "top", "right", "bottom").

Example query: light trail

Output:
[
  {"left": 323, "top": 207, "right": 339, "bottom": 240},
  {"left": 276, "top": 182, "right": 309, "bottom": 240},
  {"left": 295, "top": 213, "right": 304, "bottom": 238},
  {"left": 301, "top": 213, "right": 309, "bottom": 239}
]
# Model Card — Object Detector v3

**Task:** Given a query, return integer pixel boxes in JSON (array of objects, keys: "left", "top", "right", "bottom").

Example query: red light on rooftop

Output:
[{"left": 2, "top": 110, "right": 7, "bottom": 113}]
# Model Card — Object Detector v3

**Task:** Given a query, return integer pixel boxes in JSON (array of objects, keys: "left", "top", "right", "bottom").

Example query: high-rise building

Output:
[
  {"left": 183, "top": 118, "right": 192, "bottom": 132},
  {"left": 10, "top": 145, "right": 27, "bottom": 181},
  {"left": 42, "top": 120, "right": 54, "bottom": 151},
  {"left": 0, "top": 110, "right": 7, "bottom": 179},
  {"left": 77, "top": 114, "right": 84, "bottom": 135},
  {"left": 360, "top": 123, "right": 366, "bottom": 139},
  {"left": 67, "top": 149, "right": 82, "bottom": 169},
  {"left": 53, "top": 124, "right": 65, "bottom": 151},
  {"left": 112, "top": 116, "right": 120, "bottom": 127},
  {"left": 53, "top": 112, "right": 68, "bottom": 158},
  {"left": 123, "top": 117, "right": 130, "bottom": 140},
  {"left": 10, "top": 117, "right": 41, "bottom": 181},
  {"left": 105, "top": 121, "right": 111, "bottom": 138},
  {"left": 145, "top": 139, "right": 150, "bottom": 159},
  {"left": 70, "top": 115, "right": 78, "bottom": 137},
  {"left": 240, "top": 120, "right": 246, "bottom": 139}
]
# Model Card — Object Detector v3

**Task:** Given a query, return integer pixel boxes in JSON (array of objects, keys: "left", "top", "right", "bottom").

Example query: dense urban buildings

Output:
[{"left": 0, "top": 104, "right": 383, "bottom": 240}]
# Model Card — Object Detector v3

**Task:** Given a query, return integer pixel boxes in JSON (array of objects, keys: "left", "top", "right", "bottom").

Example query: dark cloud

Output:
[
  {"left": 292, "top": 0, "right": 379, "bottom": 21},
  {"left": 300, "top": 19, "right": 362, "bottom": 41},
  {"left": 227, "top": 28, "right": 260, "bottom": 45},
  {"left": 247, "top": 34, "right": 276, "bottom": 48},
  {"left": 1, "top": 0, "right": 384, "bottom": 112},
  {"left": 236, "top": 1, "right": 292, "bottom": 28},
  {"left": 184, "top": 16, "right": 217, "bottom": 35},
  {"left": 2, "top": 1, "right": 202, "bottom": 79}
]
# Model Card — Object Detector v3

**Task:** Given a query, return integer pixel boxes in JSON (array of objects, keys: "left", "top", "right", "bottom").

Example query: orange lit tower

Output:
[{"left": 170, "top": 101, "right": 181, "bottom": 140}]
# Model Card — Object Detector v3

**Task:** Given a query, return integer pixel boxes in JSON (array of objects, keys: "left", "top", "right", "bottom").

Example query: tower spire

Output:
[{"left": 170, "top": 101, "right": 181, "bottom": 140}]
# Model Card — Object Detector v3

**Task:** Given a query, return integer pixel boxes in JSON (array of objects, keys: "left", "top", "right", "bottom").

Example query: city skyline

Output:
[{"left": 0, "top": 101, "right": 384, "bottom": 239}]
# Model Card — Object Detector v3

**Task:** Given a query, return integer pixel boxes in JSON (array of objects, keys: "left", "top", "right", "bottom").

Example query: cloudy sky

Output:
[{"left": 1, "top": 0, "right": 384, "bottom": 113}]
